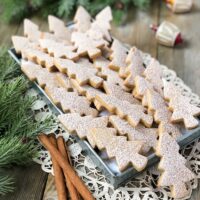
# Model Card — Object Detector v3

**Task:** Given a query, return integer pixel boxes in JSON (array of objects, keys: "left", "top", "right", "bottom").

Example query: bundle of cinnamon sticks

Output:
[{"left": 38, "top": 133, "right": 94, "bottom": 200}]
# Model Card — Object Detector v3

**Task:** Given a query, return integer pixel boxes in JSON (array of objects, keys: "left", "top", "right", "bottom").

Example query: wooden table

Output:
[{"left": 1, "top": 1, "right": 200, "bottom": 199}]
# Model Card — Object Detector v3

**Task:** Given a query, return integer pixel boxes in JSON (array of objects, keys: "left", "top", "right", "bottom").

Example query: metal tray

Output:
[{"left": 8, "top": 47, "right": 200, "bottom": 188}]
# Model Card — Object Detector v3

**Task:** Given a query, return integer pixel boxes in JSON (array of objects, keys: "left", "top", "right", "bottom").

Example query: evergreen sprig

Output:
[
  {"left": 0, "top": 0, "right": 150, "bottom": 23},
  {"left": 0, "top": 49, "right": 54, "bottom": 195},
  {"left": 0, "top": 136, "right": 38, "bottom": 167},
  {"left": 0, "top": 48, "right": 20, "bottom": 81},
  {"left": 0, "top": 174, "right": 14, "bottom": 195}
]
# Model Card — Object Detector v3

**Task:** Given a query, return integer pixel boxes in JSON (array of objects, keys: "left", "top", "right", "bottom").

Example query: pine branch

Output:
[
  {"left": 57, "top": 0, "right": 76, "bottom": 17},
  {"left": 0, "top": 48, "right": 20, "bottom": 81},
  {"left": 0, "top": 49, "right": 55, "bottom": 195},
  {"left": 0, "top": 0, "right": 151, "bottom": 23},
  {"left": 0, "top": 174, "right": 14, "bottom": 195},
  {"left": 0, "top": 136, "right": 38, "bottom": 167}
]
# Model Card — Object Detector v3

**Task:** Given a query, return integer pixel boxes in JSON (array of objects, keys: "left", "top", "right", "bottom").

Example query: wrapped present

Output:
[
  {"left": 166, "top": 0, "right": 193, "bottom": 13},
  {"left": 150, "top": 21, "right": 183, "bottom": 47}
]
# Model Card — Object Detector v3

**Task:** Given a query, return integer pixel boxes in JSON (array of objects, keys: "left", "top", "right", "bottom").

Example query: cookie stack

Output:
[{"left": 11, "top": 6, "right": 200, "bottom": 199}]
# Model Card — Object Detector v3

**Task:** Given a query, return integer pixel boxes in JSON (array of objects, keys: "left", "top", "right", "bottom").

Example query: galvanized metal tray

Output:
[{"left": 8, "top": 47, "right": 200, "bottom": 188}]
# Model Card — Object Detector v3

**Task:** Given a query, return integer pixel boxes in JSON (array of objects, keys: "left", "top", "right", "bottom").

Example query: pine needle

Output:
[
  {"left": 0, "top": 49, "right": 55, "bottom": 195},
  {"left": 0, "top": 48, "right": 20, "bottom": 81},
  {"left": 0, "top": 174, "right": 14, "bottom": 195},
  {"left": 0, "top": 136, "right": 38, "bottom": 167}
]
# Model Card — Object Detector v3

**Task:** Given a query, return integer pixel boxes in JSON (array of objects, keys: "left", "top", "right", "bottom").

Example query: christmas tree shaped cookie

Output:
[
  {"left": 54, "top": 58, "right": 103, "bottom": 88},
  {"left": 156, "top": 132, "right": 195, "bottom": 199},
  {"left": 48, "top": 15, "right": 71, "bottom": 41},
  {"left": 12, "top": 36, "right": 38, "bottom": 54},
  {"left": 73, "top": 6, "right": 91, "bottom": 33},
  {"left": 55, "top": 73, "right": 75, "bottom": 92},
  {"left": 124, "top": 47, "right": 145, "bottom": 88},
  {"left": 24, "top": 19, "right": 41, "bottom": 42},
  {"left": 146, "top": 89, "right": 181, "bottom": 138},
  {"left": 45, "top": 85, "right": 98, "bottom": 117},
  {"left": 39, "top": 39, "right": 78, "bottom": 60},
  {"left": 109, "top": 115, "right": 157, "bottom": 153},
  {"left": 95, "top": 6, "right": 112, "bottom": 31},
  {"left": 89, "top": 128, "right": 148, "bottom": 171},
  {"left": 143, "top": 58, "right": 163, "bottom": 95},
  {"left": 70, "top": 79, "right": 103, "bottom": 102},
  {"left": 71, "top": 31, "right": 104, "bottom": 59},
  {"left": 93, "top": 56, "right": 110, "bottom": 70},
  {"left": 58, "top": 113, "right": 108, "bottom": 147},
  {"left": 22, "top": 47, "right": 55, "bottom": 71},
  {"left": 87, "top": 128, "right": 117, "bottom": 149},
  {"left": 93, "top": 57, "right": 130, "bottom": 91},
  {"left": 164, "top": 82, "right": 200, "bottom": 129},
  {"left": 163, "top": 81, "right": 180, "bottom": 100},
  {"left": 109, "top": 39, "right": 128, "bottom": 78},
  {"left": 70, "top": 79, "right": 104, "bottom": 111},
  {"left": 133, "top": 76, "right": 154, "bottom": 105},
  {"left": 87, "top": 6, "right": 112, "bottom": 42},
  {"left": 134, "top": 76, "right": 154, "bottom": 98},
  {"left": 103, "top": 81, "right": 140, "bottom": 104},
  {"left": 21, "top": 60, "right": 60, "bottom": 88},
  {"left": 96, "top": 93, "right": 153, "bottom": 127}
]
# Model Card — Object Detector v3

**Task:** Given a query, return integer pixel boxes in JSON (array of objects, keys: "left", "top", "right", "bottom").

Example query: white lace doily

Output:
[{"left": 29, "top": 52, "right": 200, "bottom": 200}]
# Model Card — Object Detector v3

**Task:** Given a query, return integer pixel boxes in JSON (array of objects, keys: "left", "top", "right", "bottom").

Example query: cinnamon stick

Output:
[
  {"left": 38, "top": 133, "right": 94, "bottom": 200},
  {"left": 57, "top": 136, "right": 80, "bottom": 200},
  {"left": 49, "top": 134, "right": 67, "bottom": 200}
]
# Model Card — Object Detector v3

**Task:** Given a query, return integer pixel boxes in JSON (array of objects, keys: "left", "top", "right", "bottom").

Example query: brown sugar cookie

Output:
[
  {"left": 96, "top": 93, "right": 153, "bottom": 127},
  {"left": 124, "top": 47, "right": 145, "bottom": 88},
  {"left": 146, "top": 89, "right": 169, "bottom": 122},
  {"left": 77, "top": 57, "right": 94, "bottom": 68},
  {"left": 164, "top": 81, "right": 200, "bottom": 129},
  {"left": 156, "top": 132, "right": 195, "bottom": 199},
  {"left": 93, "top": 56, "right": 110, "bottom": 70},
  {"left": 58, "top": 113, "right": 108, "bottom": 146},
  {"left": 48, "top": 15, "right": 71, "bottom": 42},
  {"left": 73, "top": 6, "right": 91, "bottom": 33},
  {"left": 21, "top": 60, "right": 60, "bottom": 88},
  {"left": 87, "top": 128, "right": 117, "bottom": 149},
  {"left": 45, "top": 85, "right": 98, "bottom": 117},
  {"left": 109, "top": 39, "right": 128, "bottom": 78},
  {"left": 54, "top": 58, "right": 103, "bottom": 88},
  {"left": 103, "top": 81, "right": 140, "bottom": 104},
  {"left": 163, "top": 81, "right": 180, "bottom": 100},
  {"left": 12, "top": 36, "right": 38, "bottom": 54},
  {"left": 134, "top": 76, "right": 154, "bottom": 100},
  {"left": 93, "top": 57, "right": 130, "bottom": 91},
  {"left": 55, "top": 73, "right": 75, "bottom": 92},
  {"left": 109, "top": 115, "right": 157, "bottom": 153},
  {"left": 89, "top": 128, "right": 148, "bottom": 171},
  {"left": 87, "top": 6, "right": 112, "bottom": 42},
  {"left": 101, "top": 46, "right": 112, "bottom": 59},
  {"left": 88, "top": 128, "right": 117, "bottom": 150},
  {"left": 71, "top": 31, "right": 105, "bottom": 59},
  {"left": 133, "top": 75, "right": 154, "bottom": 107},
  {"left": 87, "top": 23, "right": 110, "bottom": 44},
  {"left": 22, "top": 47, "right": 55, "bottom": 71},
  {"left": 143, "top": 58, "right": 163, "bottom": 95},
  {"left": 24, "top": 19, "right": 41, "bottom": 42},
  {"left": 39, "top": 39, "right": 79, "bottom": 61},
  {"left": 70, "top": 79, "right": 104, "bottom": 111},
  {"left": 146, "top": 89, "right": 181, "bottom": 138},
  {"left": 95, "top": 6, "right": 112, "bottom": 31},
  {"left": 70, "top": 79, "right": 103, "bottom": 101}
]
